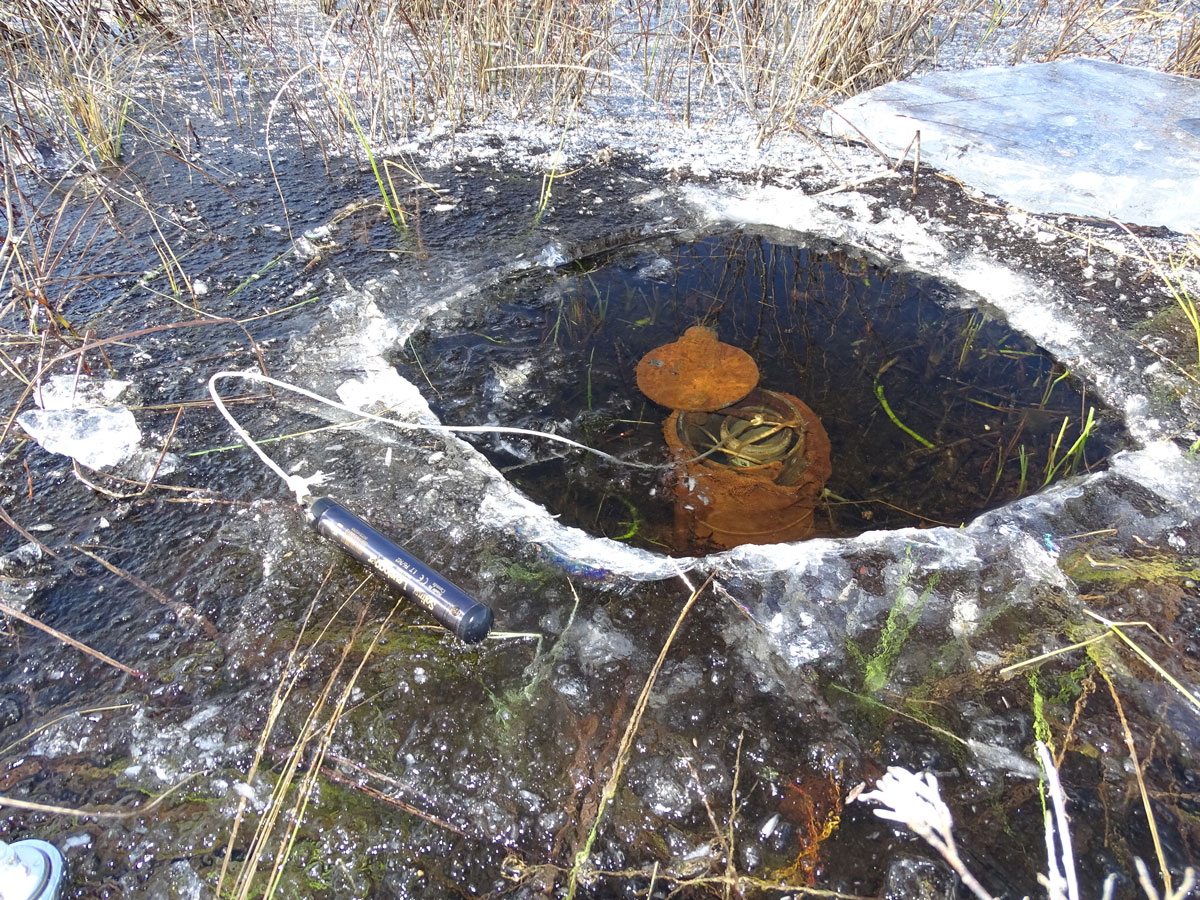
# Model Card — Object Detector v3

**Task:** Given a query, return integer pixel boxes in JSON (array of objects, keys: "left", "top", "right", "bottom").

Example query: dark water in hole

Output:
[{"left": 399, "top": 231, "right": 1124, "bottom": 554}]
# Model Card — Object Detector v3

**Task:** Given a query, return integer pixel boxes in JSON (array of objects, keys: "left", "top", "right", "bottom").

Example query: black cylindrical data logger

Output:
[{"left": 306, "top": 497, "right": 494, "bottom": 643}]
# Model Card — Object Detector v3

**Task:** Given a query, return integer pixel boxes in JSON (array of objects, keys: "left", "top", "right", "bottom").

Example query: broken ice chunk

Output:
[
  {"left": 535, "top": 242, "right": 567, "bottom": 268},
  {"left": 637, "top": 256, "right": 674, "bottom": 281},
  {"left": 336, "top": 368, "right": 440, "bottom": 424},
  {"left": 0, "top": 541, "right": 43, "bottom": 573},
  {"left": 34, "top": 375, "right": 134, "bottom": 410},
  {"left": 18, "top": 407, "right": 141, "bottom": 469}
]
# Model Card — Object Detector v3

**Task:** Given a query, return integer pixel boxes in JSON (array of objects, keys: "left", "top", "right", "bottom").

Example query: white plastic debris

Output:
[{"left": 0, "top": 839, "right": 66, "bottom": 900}]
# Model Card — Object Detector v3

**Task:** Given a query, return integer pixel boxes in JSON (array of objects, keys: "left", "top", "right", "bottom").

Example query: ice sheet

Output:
[{"left": 825, "top": 59, "right": 1200, "bottom": 233}]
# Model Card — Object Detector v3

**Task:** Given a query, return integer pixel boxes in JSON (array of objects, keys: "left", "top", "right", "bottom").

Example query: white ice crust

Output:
[{"left": 825, "top": 59, "right": 1200, "bottom": 234}]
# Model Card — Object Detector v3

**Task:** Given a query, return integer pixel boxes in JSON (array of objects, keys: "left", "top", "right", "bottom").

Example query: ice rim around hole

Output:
[{"left": 279, "top": 168, "right": 1200, "bottom": 586}]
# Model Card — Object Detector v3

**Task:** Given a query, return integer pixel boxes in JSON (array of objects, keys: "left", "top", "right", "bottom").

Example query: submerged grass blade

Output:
[
  {"left": 1116, "top": 223, "right": 1200, "bottom": 368},
  {"left": 830, "top": 683, "right": 967, "bottom": 746},
  {"left": 1042, "top": 407, "right": 1095, "bottom": 486},
  {"left": 0, "top": 773, "right": 201, "bottom": 818},
  {"left": 863, "top": 570, "right": 939, "bottom": 693},
  {"left": 873, "top": 375, "right": 934, "bottom": 448},
  {"left": 185, "top": 415, "right": 374, "bottom": 456}
]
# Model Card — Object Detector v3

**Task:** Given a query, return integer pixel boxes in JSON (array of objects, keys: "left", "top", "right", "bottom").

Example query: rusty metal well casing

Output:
[{"left": 664, "top": 389, "right": 832, "bottom": 550}]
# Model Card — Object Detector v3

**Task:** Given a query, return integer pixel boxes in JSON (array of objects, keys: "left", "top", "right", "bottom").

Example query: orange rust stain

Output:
[
  {"left": 774, "top": 767, "right": 845, "bottom": 885},
  {"left": 665, "top": 390, "right": 832, "bottom": 550}
]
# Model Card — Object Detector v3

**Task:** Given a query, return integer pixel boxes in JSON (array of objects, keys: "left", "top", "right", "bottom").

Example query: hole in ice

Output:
[{"left": 397, "top": 231, "right": 1125, "bottom": 555}]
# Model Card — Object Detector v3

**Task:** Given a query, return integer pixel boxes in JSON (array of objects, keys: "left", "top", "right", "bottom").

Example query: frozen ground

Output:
[
  {"left": 4, "top": 4, "right": 1200, "bottom": 898},
  {"left": 220, "top": 152, "right": 1200, "bottom": 895},
  {"left": 312, "top": 2, "right": 1200, "bottom": 224}
]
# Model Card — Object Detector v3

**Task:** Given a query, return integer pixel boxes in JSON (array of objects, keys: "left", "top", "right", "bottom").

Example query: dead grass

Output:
[
  {"left": 0, "top": 0, "right": 164, "bottom": 167},
  {"left": 2, "top": 0, "right": 1185, "bottom": 352},
  {"left": 0, "top": 0, "right": 1193, "bottom": 229},
  {"left": 217, "top": 573, "right": 395, "bottom": 900},
  {"left": 5, "top": 0, "right": 1192, "bottom": 178},
  {"left": 1169, "top": 6, "right": 1200, "bottom": 75}
]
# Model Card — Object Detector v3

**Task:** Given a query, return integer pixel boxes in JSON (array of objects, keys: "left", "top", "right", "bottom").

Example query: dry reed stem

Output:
[
  {"left": 2, "top": 0, "right": 1192, "bottom": 165},
  {"left": 264, "top": 593, "right": 405, "bottom": 897},
  {"left": 0, "top": 500, "right": 84, "bottom": 573},
  {"left": 228, "top": 578, "right": 368, "bottom": 899},
  {"left": 1083, "top": 608, "right": 1200, "bottom": 718},
  {"left": 0, "top": 771, "right": 201, "bottom": 819},
  {"left": 70, "top": 404, "right": 183, "bottom": 499},
  {"left": 1170, "top": 15, "right": 1200, "bottom": 75},
  {"left": 565, "top": 571, "right": 715, "bottom": 899},
  {"left": 1000, "top": 633, "right": 1114, "bottom": 679},
  {"left": 260, "top": 599, "right": 376, "bottom": 898},
  {"left": 1097, "top": 663, "right": 1172, "bottom": 896},
  {"left": 214, "top": 565, "right": 337, "bottom": 896},
  {"left": 319, "top": 752, "right": 472, "bottom": 835},
  {"left": 602, "top": 862, "right": 879, "bottom": 899},
  {"left": 0, "top": 316, "right": 270, "bottom": 451},
  {"left": 0, "top": 600, "right": 144, "bottom": 678},
  {"left": 317, "top": 764, "right": 471, "bottom": 834},
  {"left": 228, "top": 575, "right": 408, "bottom": 900}
]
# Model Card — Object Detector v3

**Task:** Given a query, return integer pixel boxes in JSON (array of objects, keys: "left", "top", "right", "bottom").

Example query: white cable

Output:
[{"left": 207, "top": 369, "right": 686, "bottom": 504}]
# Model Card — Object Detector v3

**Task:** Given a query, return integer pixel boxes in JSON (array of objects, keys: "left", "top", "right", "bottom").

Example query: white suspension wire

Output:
[{"left": 207, "top": 369, "right": 683, "bottom": 504}]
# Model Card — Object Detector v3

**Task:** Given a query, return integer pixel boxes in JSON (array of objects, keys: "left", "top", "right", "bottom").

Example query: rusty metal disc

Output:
[{"left": 635, "top": 326, "right": 759, "bottom": 412}]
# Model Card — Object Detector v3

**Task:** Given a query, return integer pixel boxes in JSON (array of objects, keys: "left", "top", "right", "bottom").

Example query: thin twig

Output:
[
  {"left": 999, "top": 633, "right": 1112, "bottom": 679},
  {"left": 565, "top": 572, "right": 715, "bottom": 899},
  {"left": 1097, "top": 663, "right": 1172, "bottom": 896},
  {"left": 0, "top": 600, "right": 143, "bottom": 678},
  {"left": 0, "top": 771, "right": 201, "bottom": 818},
  {"left": 73, "top": 546, "right": 221, "bottom": 642}
]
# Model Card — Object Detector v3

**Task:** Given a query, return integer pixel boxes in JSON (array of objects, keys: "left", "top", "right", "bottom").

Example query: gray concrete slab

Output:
[{"left": 824, "top": 58, "right": 1200, "bottom": 233}]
